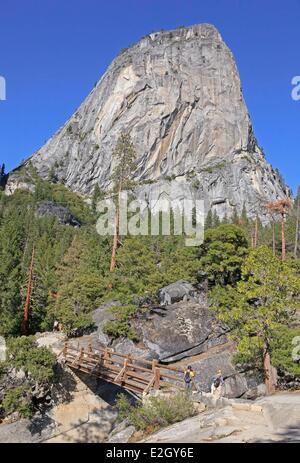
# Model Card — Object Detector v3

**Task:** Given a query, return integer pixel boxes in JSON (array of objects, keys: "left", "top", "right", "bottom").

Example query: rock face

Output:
[
  {"left": 6, "top": 23, "right": 289, "bottom": 220},
  {"left": 91, "top": 300, "right": 121, "bottom": 346},
  {"left": 142, "top": 392, "right": 300, "bottom": 443},
  {"left": 158, "top": 280, "right": 201, "bottom": 305},
  {"left": 133, "top": 301, "right": 228, "bottom": 362},
  {"left": 36, "top": 201, "right": 81, "bottom": 227},
  {"left": 183, "top": 347, "right": 264, "bottom": 398}
]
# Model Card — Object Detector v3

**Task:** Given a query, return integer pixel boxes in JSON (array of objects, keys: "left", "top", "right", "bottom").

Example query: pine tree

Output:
[
  {"left": 205, "top": 209, "right": 213, "bottom": 229},
  {"left": 240, "top": 203, "right": 248, "bottom": 226},
  {"left": 92, "top": 184, "right": 104, "bottom": 212},
  {"left": 0, "top": 208, "right": 26, "bottom": 335},
  {"left": 109, "top": 133, "right": 137, "bottom": 272},
  {"left": 0, "top": 164, "right": 5, "bottom": 189},
  {"left": 231, "top": 207, "right": 240, "bottom": 225},
  {"left": 222, "top": 213, "right": 229, "bottom": 224},
  {"left": 198, "top": 224, "right": 249, "bottom": 285},
  {"left": 212, "top": 210, "right": 220, "bottom": 227},
  {"left": 212, "top": 246, "right": 300, "bottom": 393}
]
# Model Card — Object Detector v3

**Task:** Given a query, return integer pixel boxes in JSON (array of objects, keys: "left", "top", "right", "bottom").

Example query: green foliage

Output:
[
  {"left": 6, "top": 336, "right": 56, "bottom": 383},
  {"left": 46, "top": 232, "right": 110, "bottom": 335},
  {"left": 0, "top": 337, "right": 56, "bottom": 419},
  {"left": 104, "top": 304, "right": 140, "bottom": 341},
  {"left": 92, "top": 184, "right": 105, "bottom": 211},
  {"left": 111, "top": 132, "right": 137, "bottom": 192},
  {"left": 199, "top": 224, "right": 249, "bottom": 285},
  {"left": 1, "top": 385, "right": 34, "bottom": 419},
  {"left": 270, "top": 326, "right": 300, "bottom": 376},
  {"left": 1, "top": 166, "right": 299, "bottom": 384},
  {"left": 0, "top": 177, "right": 105, "bottom": 337},
  {"left": 110, "top": 235, "right": 198, "bottom": 301},
  {"left": 211, "top": 246, "right": 300, "bottom": 371},
  {"left": 48, "top": 166, "right": 58, "bottom": 183},
  {"left": 0, "top": 205, "right": 27, "bottom": 335},
  {"left": 51, "top": 273, "right": 107, "bottom": 336},
  {"left": 115, "top": 392, "right": 196, "bottom": 432}
]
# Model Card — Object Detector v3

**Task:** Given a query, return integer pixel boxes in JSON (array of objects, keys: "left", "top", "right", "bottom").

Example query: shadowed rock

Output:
[{"left": 36, "top": 201, "right": 81, "bottom": 227}]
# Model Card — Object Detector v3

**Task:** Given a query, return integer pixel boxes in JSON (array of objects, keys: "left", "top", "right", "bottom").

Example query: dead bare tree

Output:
[{"left": 266, "top": 199, "right": 293, "bottom": 260}]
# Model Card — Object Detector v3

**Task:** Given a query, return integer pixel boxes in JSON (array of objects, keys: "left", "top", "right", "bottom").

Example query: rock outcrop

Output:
[
  {"left": 157, "top": 280, "right": 201, "bottom": 305},
  {"left": 36, "top": 201, "right": 81, "bottom": 227},
  {"left": 6, "top": 23, "right": 290, "bottom": 220},
  {"left": 133, "top": 300, "right": 228, "bottom": 362},
  {"left": 142, "top": 392, "right": 300, "bottom": 443}
]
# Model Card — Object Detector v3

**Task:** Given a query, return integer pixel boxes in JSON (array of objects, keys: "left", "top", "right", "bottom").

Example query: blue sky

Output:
[{"left": 0, "top": 0, "right": 299, "bottom": 193}]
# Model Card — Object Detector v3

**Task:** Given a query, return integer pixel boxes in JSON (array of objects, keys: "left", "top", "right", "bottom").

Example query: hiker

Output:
[
  {"left": 53, "top": 320, "right": 59, "bottom": 332},
  {"left": 184, "top": 365, "right": 195, "bottom": 392},
  {"left": 211, "top": 369, "right": 224, "bottom": 398}
]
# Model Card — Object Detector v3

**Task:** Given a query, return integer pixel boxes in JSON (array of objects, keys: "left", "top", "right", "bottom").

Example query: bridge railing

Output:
[{"left": 60, "top": 342, "right": 185, "bottom": 395}]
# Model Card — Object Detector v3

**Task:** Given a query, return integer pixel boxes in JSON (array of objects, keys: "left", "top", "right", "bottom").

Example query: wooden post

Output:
[
  {"left": 103, "top": 348, "right": 107, "bottom": 367},
  {"left": 79, "top": 347, "right": 84, "bottom": 362},
  {"left": 63, "top": 342, "right": 68, "bottom": 357},
  {"left": 154, "top": 367, "right": 160, "bottom": 389},
  {"left": 122, "top": 357, "right": 128, "bottom": 384},
  {"left": 152, "top": 359, "right": 158, "bottom": 372},
  {"left": 103, "top": 348, "right": 111, "bottom": 368}
]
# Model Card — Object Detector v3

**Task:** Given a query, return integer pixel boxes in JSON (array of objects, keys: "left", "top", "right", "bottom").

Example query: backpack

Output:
[
  {"left": 184, "top": 371, "right": 192, "bottom": 383},
  {"left": 213, "top": 377, "right": 221, "bottom": 388}
]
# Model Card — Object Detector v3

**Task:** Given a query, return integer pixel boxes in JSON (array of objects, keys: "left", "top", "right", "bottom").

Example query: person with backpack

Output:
[
  {"left": 211, "top": 369, "right": 224, "bottom": 398},
  {"left": 184, "top": 365, "right": 195, "bottom": 392}
]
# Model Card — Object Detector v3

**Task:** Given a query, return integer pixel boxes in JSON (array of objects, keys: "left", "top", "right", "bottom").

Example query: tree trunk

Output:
[
  {"left": 21, "top": 247, "right": 35, "bottom": 335},
  {"left": 263, "top": 348, "right": 277, "bottom": 395},
  {"left": 110, "top": 187, "right": 121, "bottom": 272},
  {"left": 281, "top": 216, "right": 286, "bottom": 261}
]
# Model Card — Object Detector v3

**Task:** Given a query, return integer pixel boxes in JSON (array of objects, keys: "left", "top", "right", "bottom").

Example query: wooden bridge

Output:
[{"left": 59, "top": 342, "right": 185, "bottom": 396}]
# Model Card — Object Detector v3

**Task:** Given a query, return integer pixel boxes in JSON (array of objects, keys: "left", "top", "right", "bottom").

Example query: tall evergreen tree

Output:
[
  {"left": 205, "top": 209, "right": 213, "bottom": 229},
  {"left": 110, "top": 133, "right": 137, "bottom": 272}
]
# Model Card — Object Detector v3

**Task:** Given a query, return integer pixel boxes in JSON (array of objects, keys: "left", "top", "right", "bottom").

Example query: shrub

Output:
[
  {"left": 104, "top": 305, "right": 139, "bottom": 341},
  {"left": 52, "top": 273, "right": 107, "bottom": 336},
  {"left": 0, "top": 337, "right": 57, "bottom": 420},
  {"left": 115, "top": 392, "right": 196, "bottom": 433},
  {"left": 1, "top": 385, "right": 34, "bottom": 419},
  {"left": 198, "top": 224, "right": 249, "bottom": 285},
  {"left": 6, "top": 336, "right": 56, "bottom": 383}
]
